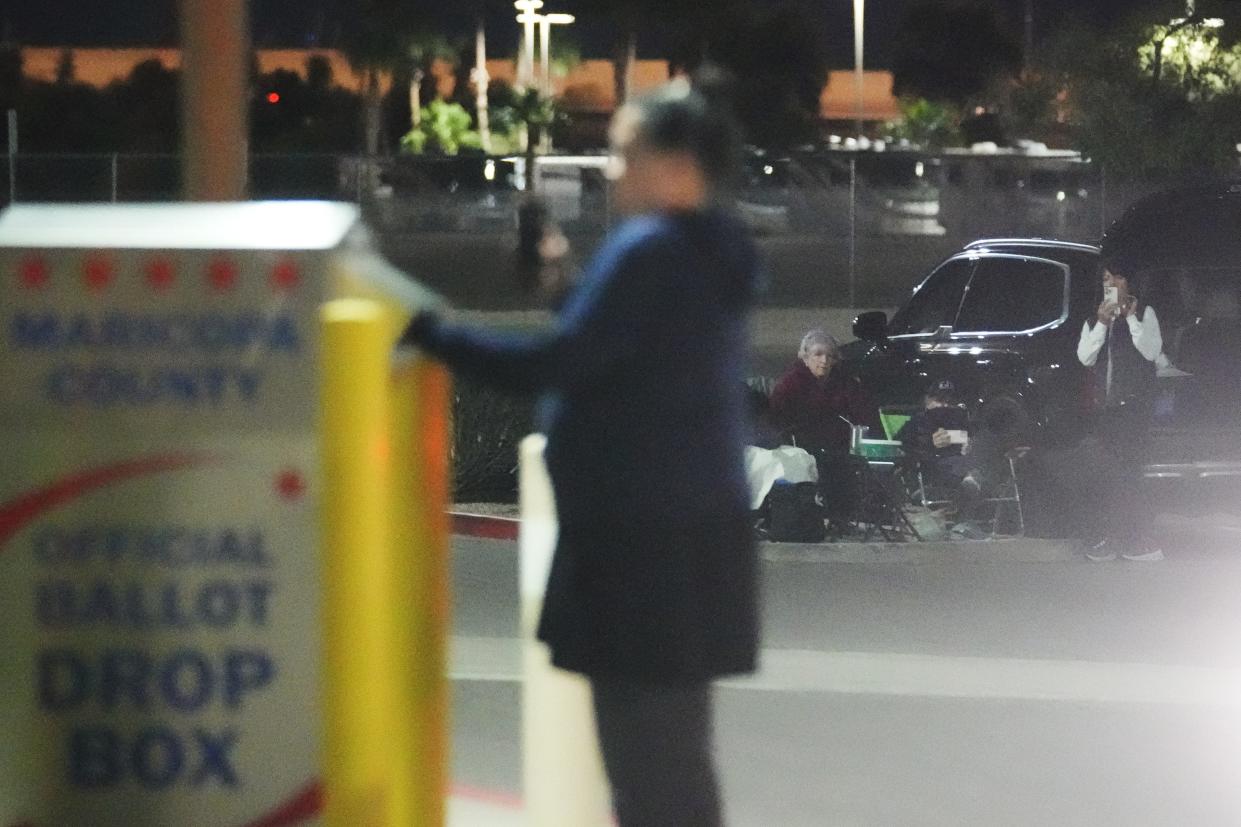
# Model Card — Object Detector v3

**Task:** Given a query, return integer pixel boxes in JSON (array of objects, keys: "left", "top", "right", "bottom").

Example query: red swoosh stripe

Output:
[
  {"left": 238, "top": 781, "right": 323, "bottom": 827},
  {"left": 0, "top": 454, "right": 210, "bottom": 552},
  {"left": 5, "top": 780, "right": 524, "bottom": 827},
  {"left": 450, "top": 511, "right": 520, "bottom": 541}
]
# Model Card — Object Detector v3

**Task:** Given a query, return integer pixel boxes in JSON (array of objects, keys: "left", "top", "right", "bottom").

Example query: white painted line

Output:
[
  {"left": 451, "top": 636, "right": 1241, "bottom": 707},
  {"left": 723, "top": 649, "right": 1241, "bottom": 707}
]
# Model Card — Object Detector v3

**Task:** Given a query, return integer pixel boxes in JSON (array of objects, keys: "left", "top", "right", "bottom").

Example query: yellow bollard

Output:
[
  {"left": 319, "top": 298, "right": 451, "bottom": 826},
  {"left": 387, "top": 353, "right": 453, "bottom": 826}
]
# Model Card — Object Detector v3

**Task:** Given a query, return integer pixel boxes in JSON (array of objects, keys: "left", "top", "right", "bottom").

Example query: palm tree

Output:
[
  {"left": 573, "top": 0, "right": 703, "bottom": 107},
  {"left": 511, "top": 87, "right": 555, "bottom": 191},
  {"left": 407, "top": 33, "right": 457, "bottom": 131},
  {"left": 472, "top": 14, "right": 493, "bottom": 153},
  {"left": 340, "top": 0, "right": 410, "bottom": 157}
]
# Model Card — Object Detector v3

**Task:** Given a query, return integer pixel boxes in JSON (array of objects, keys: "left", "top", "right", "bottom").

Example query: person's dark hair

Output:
[
  {"left": 1103, "top": 261, "right": 1147, "bottom": 308},
  {"left": 926, "top": 378, "right": 958, "bottom": 404},
  {"left": 626, "top": 65, "right": 743, "bottom": 190}
]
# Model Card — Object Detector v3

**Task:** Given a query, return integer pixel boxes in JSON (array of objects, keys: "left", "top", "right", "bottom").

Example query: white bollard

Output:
[{"left": 518, "top": 434, "right": 613, "bottom": 826}]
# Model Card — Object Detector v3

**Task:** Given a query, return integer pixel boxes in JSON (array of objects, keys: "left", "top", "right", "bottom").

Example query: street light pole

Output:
[
  {"left": 539, "top": 13, "right": 576, "bottom": 98},
  {"left": 514, "top": 0, "right": 544, "bottom": 89},
  {"left": 1024, "top": 0, "right": 1034, "bottom": 70},
  {"left": 473, "top": 19, "right": 492, "bottom": 153},
  {"left": 853, "top": 0, "right": 865, "bottom": 138}
]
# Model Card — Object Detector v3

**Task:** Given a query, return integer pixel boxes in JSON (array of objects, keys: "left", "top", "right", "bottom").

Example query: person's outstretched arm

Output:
[{"left": 403, "top": 222, "right": 681, "bottom": 395}]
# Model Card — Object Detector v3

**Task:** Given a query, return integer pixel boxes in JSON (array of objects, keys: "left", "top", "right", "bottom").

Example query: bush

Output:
[{"left": 400, "top": 100, "right": 481, "bottom": 156}]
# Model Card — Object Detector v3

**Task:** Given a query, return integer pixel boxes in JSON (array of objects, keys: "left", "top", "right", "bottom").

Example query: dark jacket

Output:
[
  {"left": 404, "top": 208, "right": 761, "bottom": 681},
  {"left": 768, "top": 361, "right": 879, "bottom": 453},
  {"left": 897, "top": 405, "right": 970, "bottom": 464},
  {"left": 1090, "top": 308, "right": 1157, "bottom": 410}
]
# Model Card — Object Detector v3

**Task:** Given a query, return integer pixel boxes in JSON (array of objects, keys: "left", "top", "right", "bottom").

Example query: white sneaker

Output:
[
  {"left": 1085, "top": 539, "right": 1117, "bottom": 562},
  {"left": 1122, "top": 547, "right": 1165, "bottom": 562}
]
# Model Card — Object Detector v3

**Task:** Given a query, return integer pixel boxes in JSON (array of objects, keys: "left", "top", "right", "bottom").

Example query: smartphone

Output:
[
  {"left": 946, "top": 429, "right": 969, "bottom": 445},
  {"left": 1103, "top": 285, "right": 1119, "bottom": 305}
]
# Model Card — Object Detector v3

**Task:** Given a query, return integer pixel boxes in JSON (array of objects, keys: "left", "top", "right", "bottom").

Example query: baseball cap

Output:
[{"left": 927, "top": 378, "right": 958, "bottom": 402}]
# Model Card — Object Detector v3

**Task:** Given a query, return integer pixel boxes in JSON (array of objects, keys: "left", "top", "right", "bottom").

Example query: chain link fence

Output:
[
  {"left": 1, "top": 149, "right": 1167, "bottom": 310},
  {"left": 0, "top": 149, "right": 1181, "bottom": 501}
]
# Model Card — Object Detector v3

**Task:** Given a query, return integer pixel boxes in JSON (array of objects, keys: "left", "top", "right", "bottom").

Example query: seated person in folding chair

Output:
[
  {"left": 769, "top": 328, "right": 880, "bottom": 525},
  {"left": 896, "top": 379, "right": 1005, "bottom": 510}
]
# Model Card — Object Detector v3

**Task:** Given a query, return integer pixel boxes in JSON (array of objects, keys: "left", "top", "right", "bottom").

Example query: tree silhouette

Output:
[
  {"left": 693, "top": 2, "right": 829, "bottom": 150},
  {"left": 892, "top": 1, "right": 1022, "bottom": 105}
]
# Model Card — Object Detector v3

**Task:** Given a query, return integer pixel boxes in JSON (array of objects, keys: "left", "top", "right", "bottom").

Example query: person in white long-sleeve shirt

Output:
[{"left": 1075, "top": 265, "right": 1164, "bottom": 561}]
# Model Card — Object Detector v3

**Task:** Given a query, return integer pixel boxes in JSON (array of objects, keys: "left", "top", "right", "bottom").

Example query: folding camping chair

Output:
[{"left": 879, "top": 405, "right": 1025, "bottom": 537}]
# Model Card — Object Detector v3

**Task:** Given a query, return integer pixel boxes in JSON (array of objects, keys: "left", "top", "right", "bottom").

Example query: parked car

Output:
[
  {"left": 844, "top": 237, "right": 1100, "bottom": 449},
  {"left": 380, "top": 155, "right": 520, "bottom": 232},
  {"left": 935, "top": 151, "right": 1097, "bottom": 243},
  {"left": 843, "top": 183, "right": 1241, "bottom": 529}
]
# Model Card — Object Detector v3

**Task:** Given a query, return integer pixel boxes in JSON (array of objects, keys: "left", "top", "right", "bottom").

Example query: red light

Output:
[{"left": 266, "top": 92, "right": 280, "bottom": 104}]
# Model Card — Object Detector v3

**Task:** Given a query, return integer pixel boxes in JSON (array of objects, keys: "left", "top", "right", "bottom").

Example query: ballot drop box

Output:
[{"left": 0, "top": 202, "right": 451, "bottom": 827}]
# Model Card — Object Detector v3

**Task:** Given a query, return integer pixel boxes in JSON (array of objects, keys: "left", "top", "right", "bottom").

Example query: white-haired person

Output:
[{"left": 769, "top": 327, "right": 879, "bottom": 522}]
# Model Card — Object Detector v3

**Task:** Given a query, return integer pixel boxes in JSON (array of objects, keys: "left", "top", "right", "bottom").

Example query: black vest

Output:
[{"left": 1091, "top": 306, "right": 1156, "bottom": 409}]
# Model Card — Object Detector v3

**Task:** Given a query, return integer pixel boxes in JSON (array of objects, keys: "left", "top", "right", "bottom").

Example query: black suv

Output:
[
  {"left": 845, "top": 237, "right": 1100, "bottom": 443},
  {"left": 844, "top": 182, "right": 1241, "bottom": 523}
]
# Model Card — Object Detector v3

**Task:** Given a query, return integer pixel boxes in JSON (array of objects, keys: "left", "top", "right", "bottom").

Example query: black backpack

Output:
[{"left": 765, "top": 481, "right": 826, "bottom": 543}]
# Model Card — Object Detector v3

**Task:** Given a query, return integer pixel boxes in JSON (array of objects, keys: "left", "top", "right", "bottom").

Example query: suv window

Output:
[
  {"left": 954, "top": 256, "right": 1067, "bottom": 334},
  {"left": 888, "top": 258, "right": 974, "bottom": 336}
]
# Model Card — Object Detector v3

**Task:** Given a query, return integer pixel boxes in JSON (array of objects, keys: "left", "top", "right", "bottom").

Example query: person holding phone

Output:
[
  {"left": 403, "top": 70, "right": 758, "bottom": 825},
  {"left": 897, "top": 379, "right": 985, "bottom": 503},
  {"left": 1076, "top": 265, "right": 1165, "bottom": 561}
]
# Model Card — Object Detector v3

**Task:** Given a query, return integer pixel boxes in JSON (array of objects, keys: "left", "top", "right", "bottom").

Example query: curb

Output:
[
  {"left": 761, "top": 537, "right": 1080, "bottom": 564},
  {"left": 449, "top": 511, "right": 1080, "bottom": 563},
  {"left": 450, "top": 511, "right": 519, "bottom": 541}
]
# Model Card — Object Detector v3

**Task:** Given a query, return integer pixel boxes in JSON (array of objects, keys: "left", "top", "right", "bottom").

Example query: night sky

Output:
[{"left": 0, "top": 0, "right": 1182, "bottom": 67}]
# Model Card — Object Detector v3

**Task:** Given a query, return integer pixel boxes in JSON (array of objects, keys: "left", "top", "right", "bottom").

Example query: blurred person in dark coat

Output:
[{"left": 403, "top": 70, "right": 758, "bottom": 826}]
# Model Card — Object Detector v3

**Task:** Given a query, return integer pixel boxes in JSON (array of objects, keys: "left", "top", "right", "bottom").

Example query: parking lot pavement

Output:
[{"left": 450, "top": 533, "right": 1241, "bottom": 825}]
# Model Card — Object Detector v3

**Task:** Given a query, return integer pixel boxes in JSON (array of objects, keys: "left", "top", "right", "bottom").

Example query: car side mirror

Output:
[{"left": 853, "top": 310, "right": 888, "bottom": 342}]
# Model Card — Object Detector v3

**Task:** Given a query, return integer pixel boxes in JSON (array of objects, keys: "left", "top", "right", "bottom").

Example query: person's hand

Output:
[
  {"left": 536, "top": 229, "right": 575, "bottom": 300},
  {"left": 1097, "top": 300, "right": 1119, "bottom": 325},
  {"left": 931, "top": 428, "right": 951, "bottom": 449},
  {"left": 400, "top": 307, "right": 441, "bottom": 348}
]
